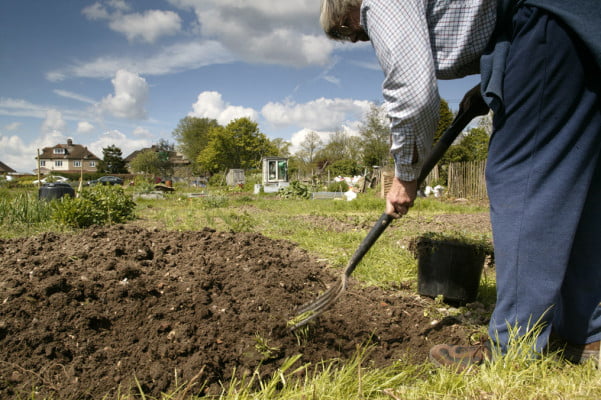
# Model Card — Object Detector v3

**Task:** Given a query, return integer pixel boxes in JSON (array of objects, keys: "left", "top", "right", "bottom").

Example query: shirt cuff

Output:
[{"left": 392, "top": 151, "right": 421, "bottom": 181}]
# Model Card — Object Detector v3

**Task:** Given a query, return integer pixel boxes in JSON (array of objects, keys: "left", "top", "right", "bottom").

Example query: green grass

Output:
[{"left": 1, "top": 185, "right": 598, "bottom": 399}]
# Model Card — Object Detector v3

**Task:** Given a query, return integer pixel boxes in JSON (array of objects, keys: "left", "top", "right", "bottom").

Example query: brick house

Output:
[{"left": 35, "top": 139, "right": 100, "bottom": 175}]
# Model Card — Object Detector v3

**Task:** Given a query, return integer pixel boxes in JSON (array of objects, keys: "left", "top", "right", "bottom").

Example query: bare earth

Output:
[{"left": 0, "top": 212, "right": 492, "bottom": 399}]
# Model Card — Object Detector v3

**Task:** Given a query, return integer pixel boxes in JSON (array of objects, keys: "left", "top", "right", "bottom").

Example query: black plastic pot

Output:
[
  {"left": 38, "top": 182, "right": 75, "bottom": 201},
  {"left": 416, "top": 238, "right": 486, "bottom": 304}
]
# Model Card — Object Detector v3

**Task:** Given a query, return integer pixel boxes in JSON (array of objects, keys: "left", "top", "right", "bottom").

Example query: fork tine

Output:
[
  {"left": 289, "top": 278, "right": 347, "bottom": 330},
  {"left": 294, "top": 283, "right": 340, "bottom": 315},
  {"left": 295, "top": 275, "right": 347, "bottom": 314}
]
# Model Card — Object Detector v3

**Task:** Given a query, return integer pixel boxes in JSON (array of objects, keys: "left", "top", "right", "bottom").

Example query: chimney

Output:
[{"left": 67, "top": 138, "right": 73, "bottom": 146}]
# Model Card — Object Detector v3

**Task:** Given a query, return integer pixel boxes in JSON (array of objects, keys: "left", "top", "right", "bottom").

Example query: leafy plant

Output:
[
  {"left": 220, "top": 210, "right": 255, "bottom": 232},
  {"left": 51, "top": 185, "right": 136, "bottom": 228},
  {"left": 326, "top": 181, "right": 349, "bottom": 192},
  {"left": 278, "top": 181, "right": 310, "bottom": 199}
]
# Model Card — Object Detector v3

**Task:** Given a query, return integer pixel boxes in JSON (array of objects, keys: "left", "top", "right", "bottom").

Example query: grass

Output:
[{"left": 1, "top": 184, "right": 598, "bottom": 399}]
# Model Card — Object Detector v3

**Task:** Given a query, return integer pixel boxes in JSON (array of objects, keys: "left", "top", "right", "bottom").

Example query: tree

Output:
[
  {"left": 299, "top": 131, "right": 322, "bottom": 164},
  {"left": 196, "top": 118, "right": 278, "bottom": 173},
  {"left": 314, "top": 131, "right": 362, "bottom": 175},
  {"left": 442, "top": 126, "right": 489, "bottom": 163},
  {"left": 271, "top": 138, "right": 291, "bottom": 157},
  {"left": 172, "top": 116, "right": 220, "bottom": 172},
  {"left": 358, "top": 104, "right": 391, "bottom": 168},
  {"left": 433, "top": 98, "right": 455, "bottom": 143},
  {"left": 129, "top": 148, "right": 173, "bottom": 177},
  {"left": 97, "top": 145, "right": 127, "bottom": 174},
  {"left": 129, "top": 149, "right": 161, "bottom": 175}
]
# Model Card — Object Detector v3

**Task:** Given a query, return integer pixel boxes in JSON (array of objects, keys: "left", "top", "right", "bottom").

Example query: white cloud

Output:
[
  {"left": 100, "top": 69, "right": 149, "bottom": 119},
  {"left": 189, "top": 91, "right": 259, "bottom": 126},
  {"left": 82, "top": 2, "right": 110, "bottom": 20},
  {"left": 170, "top": 0, "right": 333, "bottom": 67},
  {"left": 46, "top": 40, "right": 235, "bottom": 81},
  {"left": 132, "top": 126, "right": 153, "bottom": 138},
  {"left": 42, "top": 109, "right": 67, "bottom": 133},
  {"left": 54, "top": 90, "right": 96, "bottom": 105},
  {"left": 0, "top": 135, "right": 31, "bottom": 173},
  {"left": 261, "top": 97, "right": 372, "bottom": 131},
  {"left": 88, "top": 129, "right": 152, "bottom": 160},
  {"left": 109, "top": 10, "right": 181, "bottom": 43},
  {"left": 288, "top": 127, "right": 361, "bottom": 156},
  {"left": 83, "top": 2, "right": 181, "bottom": 43},
  {"left": 0, "top": 98, "right": 47, "bottom": 119},
  {"left": 77, "top": 121, "right": 95, "bottom": 134}
]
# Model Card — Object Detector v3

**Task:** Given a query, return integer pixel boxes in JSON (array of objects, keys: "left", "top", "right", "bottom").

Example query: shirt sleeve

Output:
[{"left": 361, "top": 0, "right": 440, "bottom": 181}]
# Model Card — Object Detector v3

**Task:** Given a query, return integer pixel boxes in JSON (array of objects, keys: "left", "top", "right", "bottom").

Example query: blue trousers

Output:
[{"left": 486, "top": 6, "right": 601, "bottom": 352}]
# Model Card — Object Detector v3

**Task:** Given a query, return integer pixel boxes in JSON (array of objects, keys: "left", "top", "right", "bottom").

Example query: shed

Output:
[
  {"left": 226, "top": 169, "right": 245, "bottom": 186},
  {"left": 258, "top": 157, "right": 289, "bottom": 193}
]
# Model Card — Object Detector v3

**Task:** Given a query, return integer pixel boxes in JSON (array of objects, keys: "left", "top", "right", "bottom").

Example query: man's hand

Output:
[{"left": 385, "top": 177, "right": 417, "bottom": 218}]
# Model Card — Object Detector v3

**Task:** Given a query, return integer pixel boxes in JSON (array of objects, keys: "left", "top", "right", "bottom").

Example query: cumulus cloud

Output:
[
  {"left": 287, "top": 127, "right": 361, "bottom": 156},
  {"left": 109, "top": 10, "right": 181, "bottom": 43},
  {"left": 88, "top": 129, "right": 153, "bottom": 161},
  {"left": 132, "top": 126, "right": 153, "bottom": 138},
  {"left": 77, "top": 121, "right": 95, "bottom": 134},
  {"left": 42, "top": 109, "right": 67, "bottom": 133},
  {"left": 169, "top": 0, "right": 334, "bottom": 67},
  {"left": 100, "top": 69, "right": 148, "bottom": 120},
  {"left": 261, "top": 97, "right": 372, "bottom": 131},
  {"left": 48, "top": 0, "right": 336, "bottom": 82},
  {"left": 83, "top": 2, "right": 181, "bottom": 43},
  {"left": 0, "top": 135, "right": 30, "bottom": 172},
  {"left": 189, "top": 91, "right": 259, "bottom": 126}
]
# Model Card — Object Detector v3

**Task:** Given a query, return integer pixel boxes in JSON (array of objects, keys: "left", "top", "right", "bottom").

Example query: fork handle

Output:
[
  {"left": 344, "top": 213, "right": 394, "bottom": 277},
  {"left": 344, "top": 83, "right": 487, "bottom": 278}
]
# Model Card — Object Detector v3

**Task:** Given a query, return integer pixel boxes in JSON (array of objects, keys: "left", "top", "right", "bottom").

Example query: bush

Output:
[
  {"left": 278, "top": 181, "right": 310, "bottom": 199},
  {"left": 51, "top": 185, "right": 136, "bottom": 228},
  {"left": 326, "top": 181, "right": 349, "bottom": 192}
]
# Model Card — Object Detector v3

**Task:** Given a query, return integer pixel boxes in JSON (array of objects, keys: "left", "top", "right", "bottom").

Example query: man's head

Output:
[{"left": 320, "top": 0, "right": 369, "bottom": 42}]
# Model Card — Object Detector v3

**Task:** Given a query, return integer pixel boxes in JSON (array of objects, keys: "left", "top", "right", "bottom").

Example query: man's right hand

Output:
[{"left": 385, "top": 177, "right": 417, "bottom": 218}]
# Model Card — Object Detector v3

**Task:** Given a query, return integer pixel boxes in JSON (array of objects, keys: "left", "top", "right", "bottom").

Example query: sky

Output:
[{"left": 0, "top": 0, "right": 480, "bottom": 174}]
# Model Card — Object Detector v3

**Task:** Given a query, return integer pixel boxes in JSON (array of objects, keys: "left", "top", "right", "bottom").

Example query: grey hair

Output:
[{"left": 319, "top": 0, "right": 362, "bottom": 34}]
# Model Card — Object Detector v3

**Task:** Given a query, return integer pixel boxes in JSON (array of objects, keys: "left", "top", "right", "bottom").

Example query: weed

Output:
[{"left": 254, "top": 334, "right": 281, "bottom": 361}]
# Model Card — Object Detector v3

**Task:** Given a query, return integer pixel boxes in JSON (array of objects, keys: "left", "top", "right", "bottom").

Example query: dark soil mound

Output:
[{"left": 0, "top": 225, "right": 479, "bottom": 399}]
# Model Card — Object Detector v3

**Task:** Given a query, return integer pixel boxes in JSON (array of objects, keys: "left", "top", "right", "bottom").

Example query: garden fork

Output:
[{"left": 288, "top": 84, "right": 489, "bottom": 330}]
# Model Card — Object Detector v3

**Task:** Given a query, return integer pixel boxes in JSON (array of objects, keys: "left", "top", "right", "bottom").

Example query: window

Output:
[
  {"left": 40, "top": 161, "right": 46, "bottom": 167},
  {"left": 89, "top": 161, "right": 96, "bottom": 167},
  {"left": 266, "top": 159, "right": 288, "bottom": 182},
  {"left": 54, "top": 161, "right": 63, "bottom": 167},
  {"left": 53, "top": 148, "right": 66, "bottom": 154},
  {"left": 74, "top": 161, "right": 81, "bottom": 167}
]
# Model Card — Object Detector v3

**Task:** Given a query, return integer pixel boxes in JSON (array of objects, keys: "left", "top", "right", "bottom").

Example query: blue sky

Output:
[{"left": 0, "top": 0, "right": 480, "bottom": 173}]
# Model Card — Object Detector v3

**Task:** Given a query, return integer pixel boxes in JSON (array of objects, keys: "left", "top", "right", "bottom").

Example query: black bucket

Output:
[
  {"left": 415, "top": 238, "right": 486, "bottom": 304},
  {"left": 39, "top": 182, "right": 75, "bottom": 201}
]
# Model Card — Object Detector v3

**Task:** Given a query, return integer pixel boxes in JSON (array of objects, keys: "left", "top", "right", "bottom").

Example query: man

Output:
[{"left": 320, "top": 0, "right": 601, "bottom": 368}]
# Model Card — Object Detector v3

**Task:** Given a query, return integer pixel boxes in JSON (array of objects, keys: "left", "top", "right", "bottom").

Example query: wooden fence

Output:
[
  {"left": 447, "top": 160, "right": 487, "bottom": 200},
  {"left": 381, "top": 160, "right": 488, "bottom": 200}
]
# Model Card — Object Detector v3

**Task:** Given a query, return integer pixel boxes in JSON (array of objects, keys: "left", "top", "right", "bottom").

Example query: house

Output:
[
  {"left": 35, "top": 139, "right": 100, "bottom": 175},
  {"left": 0, "top": 161, "right": 16, "bottom": 174}
]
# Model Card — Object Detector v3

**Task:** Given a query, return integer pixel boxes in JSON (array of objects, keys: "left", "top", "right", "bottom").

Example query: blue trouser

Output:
[{"left": 486, "top": 6, "right": 601, "bottom": 352}]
